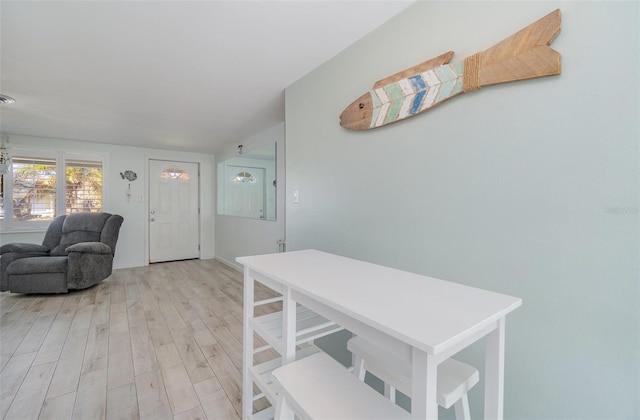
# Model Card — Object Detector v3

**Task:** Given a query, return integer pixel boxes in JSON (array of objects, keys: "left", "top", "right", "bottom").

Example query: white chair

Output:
[
  {"left": 271, "top": 352, "right": 411, "bottom": 420},
  {"left": 348, "top": 336, "right": 479, "bottom": 419}
]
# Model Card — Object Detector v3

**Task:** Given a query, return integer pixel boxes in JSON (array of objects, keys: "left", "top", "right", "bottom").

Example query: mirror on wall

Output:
[{"left": 217, "top": 143, "right": 276, "bottom": 221}]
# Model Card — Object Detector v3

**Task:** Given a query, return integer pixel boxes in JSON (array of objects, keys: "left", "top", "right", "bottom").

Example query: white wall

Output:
[
  {"left": 214, "top": 123, "right": 285, "bottom": 270},
  {"left": 1, "top": 134, "right": 215, "bottom": 269},
  {"left": 285, "top": 2, "right": 639, "bottom": 419}
]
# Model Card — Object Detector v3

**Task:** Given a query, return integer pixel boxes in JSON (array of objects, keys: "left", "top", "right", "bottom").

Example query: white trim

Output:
[{"left": 214, "top": 255, "right": 243, "bottom": 272}]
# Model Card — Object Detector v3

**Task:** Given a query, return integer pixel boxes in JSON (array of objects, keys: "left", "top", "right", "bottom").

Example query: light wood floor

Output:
[{"left": 0, "top": 259, "right": 279, "bottom": 420}]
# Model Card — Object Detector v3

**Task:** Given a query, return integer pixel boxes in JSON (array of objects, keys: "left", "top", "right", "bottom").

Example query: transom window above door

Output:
[
  {"left": 233, "top": 171, "right": 256, "bottom": 183},
  {"left": 160, "top": 166, "right": 190, "bottom": 180}
]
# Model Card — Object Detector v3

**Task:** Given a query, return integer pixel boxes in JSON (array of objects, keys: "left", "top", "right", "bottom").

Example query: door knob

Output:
[{"left": 150, "top": 210, "right": 155, "bottom": 214}]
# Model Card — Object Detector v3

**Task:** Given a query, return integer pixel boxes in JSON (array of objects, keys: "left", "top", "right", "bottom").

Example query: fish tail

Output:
[{"left": 473, "top": 9, "right": 561, "bottom": 88}]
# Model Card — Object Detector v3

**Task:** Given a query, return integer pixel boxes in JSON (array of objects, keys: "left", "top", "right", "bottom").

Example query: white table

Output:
[{"left": 238, "top": 249, "right": 522, "bottom": 419}]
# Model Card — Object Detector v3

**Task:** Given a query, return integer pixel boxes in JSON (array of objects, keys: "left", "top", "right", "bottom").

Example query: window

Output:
[
  {"left": 0, "top": 151, "right": 104, "bottom": 229},
  {"left": 65, "top": 159, "right": 103, "bottom": 213},
  {"left": 11, "top": 156, "right": 57, "bottom": 221}
]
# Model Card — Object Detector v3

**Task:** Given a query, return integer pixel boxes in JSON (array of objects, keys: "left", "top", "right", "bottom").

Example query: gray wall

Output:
[{"left": 285, "top": 2, "right": 639, "bottom": 419}]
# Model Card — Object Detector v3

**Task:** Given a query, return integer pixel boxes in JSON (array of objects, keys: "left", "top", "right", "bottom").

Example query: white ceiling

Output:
[{"left": 0, "top": 1, "right": 412, "bottom": 154}]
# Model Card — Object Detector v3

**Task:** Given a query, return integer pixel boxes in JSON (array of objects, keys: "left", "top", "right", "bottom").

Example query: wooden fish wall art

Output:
[{"left": 340, "top": 9, "right": 562, "bottom": 130}]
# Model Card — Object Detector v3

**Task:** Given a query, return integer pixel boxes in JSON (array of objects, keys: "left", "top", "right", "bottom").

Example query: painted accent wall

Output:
[
  {"left": 1, "top": 134, "right": 215, "bottom": 269},
  {"left": 285, "top": 2, "right": 639, "bottom": 419},
  {"left": 214, "top": 123, "right": 286, "bottom": 270}
]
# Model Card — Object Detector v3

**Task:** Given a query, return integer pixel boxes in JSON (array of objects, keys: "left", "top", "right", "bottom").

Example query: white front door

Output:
[{"left": 149, "top": 160, "right": 199, "bottom": 263}]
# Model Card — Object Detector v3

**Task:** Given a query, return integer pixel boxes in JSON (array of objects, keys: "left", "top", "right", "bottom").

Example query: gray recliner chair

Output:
[{"left": 0, "top": 212, "right": 123, "bottom": 294}]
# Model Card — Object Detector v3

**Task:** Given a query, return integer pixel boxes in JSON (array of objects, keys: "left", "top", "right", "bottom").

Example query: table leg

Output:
[
  {"left": 282, "top": 287, "right": 296, "bottom": 364},
  {"left": 274, "top": 394, "right": 295, "bottom": 420},
  {"left": 242, "top": 267, "right": 254, "bottom": 420},
  {"left": 484, "top": 318, "right": 506, "bottom": 420},
  {"left": 411, "top": 348, "right": 438, "bottom": 419}
]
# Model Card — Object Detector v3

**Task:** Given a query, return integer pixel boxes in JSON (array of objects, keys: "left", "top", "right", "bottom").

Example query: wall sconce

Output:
[
  {"left": 0, "top": 133, "right": 11, "bottom": 175},
  {"left": 238, "top": 145, "right": 243, "bottom": 155}
]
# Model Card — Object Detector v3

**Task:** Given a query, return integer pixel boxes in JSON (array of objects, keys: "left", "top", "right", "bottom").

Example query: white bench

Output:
[
  {"left": 271, "top": 352, "right": 411, "bottom": 420},
  {"left": 348, "top": 336, "right": 479, "bottom": 419}
]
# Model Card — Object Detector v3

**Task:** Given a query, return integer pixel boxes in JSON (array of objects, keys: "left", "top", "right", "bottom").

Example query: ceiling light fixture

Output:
[{"left": 0, "top": 94, "right": 16, "bottom": 105}]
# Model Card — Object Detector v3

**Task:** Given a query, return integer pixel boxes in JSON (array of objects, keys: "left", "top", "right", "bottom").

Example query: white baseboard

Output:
[
  {"left": 214, "top": 256, "right": 243, "bottom": 272},
  {"left": 113, "top": 256, "right": 242, "bottom": 272},
  {"left": 113, "top": 261, "right": 147, "bottom": 270}
]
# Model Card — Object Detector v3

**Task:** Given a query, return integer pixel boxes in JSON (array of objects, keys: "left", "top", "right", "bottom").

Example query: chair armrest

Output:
[
  {"left": 0, "top": 243, "right": 48, "bottom": 255},
  {"left": 66, "top": 242, "right": 112, "bottom": 255}
]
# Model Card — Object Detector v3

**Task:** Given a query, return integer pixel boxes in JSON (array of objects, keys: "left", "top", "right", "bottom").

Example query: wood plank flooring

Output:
[{"left": 0, "top": 259, "right": 279, "bottom": 420}]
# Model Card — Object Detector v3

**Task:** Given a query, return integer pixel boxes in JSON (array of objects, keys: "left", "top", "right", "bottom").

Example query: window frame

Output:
[{"left": 0, "top": 148, "right": 107, "bottom": 232}]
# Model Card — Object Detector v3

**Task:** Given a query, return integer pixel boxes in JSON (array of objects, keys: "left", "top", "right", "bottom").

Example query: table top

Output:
[{"left": 237, "top": 249, "right": 521, "bottom": 355}]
